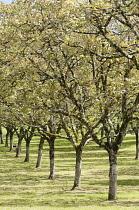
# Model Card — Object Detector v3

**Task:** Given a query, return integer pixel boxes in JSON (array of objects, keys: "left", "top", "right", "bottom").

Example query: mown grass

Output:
[{"left": 0, "top": 133, "right": 139, "bottom": 210}]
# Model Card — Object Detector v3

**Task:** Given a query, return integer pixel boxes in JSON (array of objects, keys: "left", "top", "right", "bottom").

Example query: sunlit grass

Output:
[{"left": 0, "top": 133, "right": 139, "bottom": 209}]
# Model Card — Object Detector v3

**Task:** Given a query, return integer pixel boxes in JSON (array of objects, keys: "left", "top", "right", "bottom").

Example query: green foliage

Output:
[{"left": 1, "top": 0, "right": 139, "bottom": 135}]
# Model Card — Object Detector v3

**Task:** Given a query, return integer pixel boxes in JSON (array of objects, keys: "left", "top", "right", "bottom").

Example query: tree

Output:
[
  {"left": 36, "top": 115, "right": 62, "bottom": 180},
  {"left": 59, "top": 112, "right": 91, "bottom": 189}
]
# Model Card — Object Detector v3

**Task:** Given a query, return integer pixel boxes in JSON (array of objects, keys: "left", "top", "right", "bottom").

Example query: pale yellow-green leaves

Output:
[{"left": 0, "top": 0, "right": 139, "bottom": 140}]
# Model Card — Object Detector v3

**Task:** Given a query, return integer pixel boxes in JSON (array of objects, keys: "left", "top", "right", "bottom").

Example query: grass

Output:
[{"left": 0, "top": 133, "right": 139, "bottom": 210}]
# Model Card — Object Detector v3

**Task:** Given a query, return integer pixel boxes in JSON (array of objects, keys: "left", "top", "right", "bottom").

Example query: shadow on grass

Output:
[
  {"left": 1, "top": 196, "right": 139, "bottom": 209},
  {"left": 118, "top": 179, "right": 139, "bottom": 186}
]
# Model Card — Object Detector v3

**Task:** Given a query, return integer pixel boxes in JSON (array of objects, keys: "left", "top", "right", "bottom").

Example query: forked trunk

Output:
[
  {"left": 48, "top": 137, "right": 55, "bottom": 180},
  {"left": 24, "top": 141, "right": 30, "bottom": 162},
  {"left": 108, "top": 149, "right": 117, "bottom": 200},
  {"left": 36, "top": 136, "right": 45, "bottom": 168},
  {"left": 135, "top": 132, "right": 139, "bottom": 160},
  {"left": 71, "top": 145, "right": 82, "bottom": 190}
]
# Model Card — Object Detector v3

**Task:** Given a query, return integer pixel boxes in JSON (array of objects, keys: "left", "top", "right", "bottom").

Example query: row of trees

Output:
[{"left": 0, "top": 0, "right": 139, "bottom": 200}]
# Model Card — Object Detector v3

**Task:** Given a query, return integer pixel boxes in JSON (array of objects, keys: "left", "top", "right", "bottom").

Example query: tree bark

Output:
[
  {"left": 24, "top": 127, "right": 35, "bottom": 162},
  {"left": 0, "top": 126, "right": 3, "bottom": 144},
  {"left": 108, "top": 149, "right": 117, "bottom": 200},
  {"left": 24, "top": 140, "right": 30, "bottom": 162},
  {"left": 5, "top": 127, "right": 10, "bottom": 147},
  {"left": 9, "top": 130, "right": 14, "bottom": 152},
  {"left": 48, "top": 137, "right": 55, "bottom": 180},
  {"left": 15, "top": 136, "right": 23, "bottom": 157},
  {"left": 15, "top": 127, "right": 24, "bottom": 157},
  {"left": 135, "top": 132, "right": 139, "bottom": 160},
  {"left": 36, "top": 136, "right": 45, "bottom": 168},
  {"left": 71, "top": 145, "right": 82, "bottom": 190}
]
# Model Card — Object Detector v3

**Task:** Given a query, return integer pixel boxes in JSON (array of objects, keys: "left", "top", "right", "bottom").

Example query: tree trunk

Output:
[
  {"left": 24, "top": 127, "right": 35, "bottom": 162},
  {"left": 135, "top": 132, "right": 139, "bottom": 160},
  {"left": 48, "top": 137, "right": 55, "bottom": 180},
  {"left": 108, "top": 149, "right": 117, "bottom": 200},
  {"left": 15, "top": 127, "right": 24, "bottom": 157},
  {"left": 9, "top": 130, "right": 14, "bottom": 152},
  {"left": 0, "top": 126, "right": 3, "bottom": 144},
  {"left": 5, "top": 127, "right": 10, "bottom": 147},
  {"left": 36, "top": 136, "right": 45, "bottom": 168},
  {"left": 24, "top": 140, "right": 30, "bottom": 162},
  {"left": 15, "top": 137, "right": 23, "bottom": 157},
  {"left": 71, "top": 145, "right": 82, "bottom": 190}
]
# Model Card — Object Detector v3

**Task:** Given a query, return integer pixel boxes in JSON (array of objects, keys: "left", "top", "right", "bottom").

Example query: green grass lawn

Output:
[{"left": 0, "top": 133, "right": 139, "bottom": 210}]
